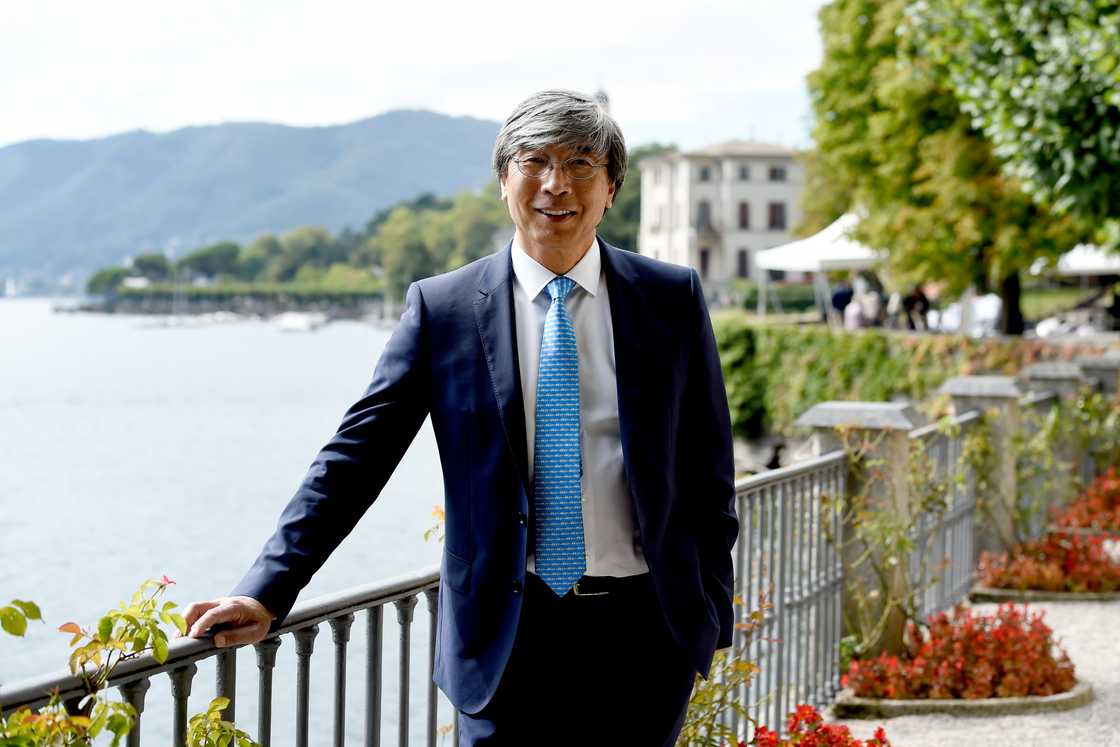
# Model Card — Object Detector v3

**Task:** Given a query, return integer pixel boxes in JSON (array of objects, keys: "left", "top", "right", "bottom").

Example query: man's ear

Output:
[{"left": 499, "top": 174, "right": 508, "bottom": 200}]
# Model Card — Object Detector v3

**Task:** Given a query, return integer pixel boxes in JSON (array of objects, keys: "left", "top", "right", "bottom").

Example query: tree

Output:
[
  {"left": 374, "top": 207, "right": 440, "bottom": 300},
  {"left": 178, "top": 241, "right": 241, "bottom": 280},
  {"left": 130, "top": 252, "right": 171, "bottom": 281},
  {"left": 236, "top": 235, "right": 283, "bottom": 281},
  {"left": 803, "top": 0, "right": 1088, "bottom": 334},
  {"left": 910, "top": 0, "right": 1120, "bottom": 244},
  {"left": 264, "top": 227, "right": 342, "bottom": 282},
  {"left": 87, "top": 266, "right": 129, "bottom": 294}
]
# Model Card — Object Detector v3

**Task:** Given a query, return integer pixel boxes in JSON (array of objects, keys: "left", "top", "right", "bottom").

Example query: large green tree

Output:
[
  {"left": 803, "top": 0, "right": 1088, "bottom": 333},
  {"left": 130, "top": 252, "right": 171, "bottom": 281},
  {"left": 910, "top": 0, "right": 1120, "bottom": 244},
  {"left": 178, "top": 241, "right": 241, "bottom": 280}
]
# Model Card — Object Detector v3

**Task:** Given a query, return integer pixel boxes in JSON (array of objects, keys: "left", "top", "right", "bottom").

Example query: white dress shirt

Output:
[{"left": 511, "top": 237, "right": 649, "bottom": 578}]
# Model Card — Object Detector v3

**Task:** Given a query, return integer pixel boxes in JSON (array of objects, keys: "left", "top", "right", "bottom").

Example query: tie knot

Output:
[{"left": 546, "top": 276, "right": 576, "bottom": 302}]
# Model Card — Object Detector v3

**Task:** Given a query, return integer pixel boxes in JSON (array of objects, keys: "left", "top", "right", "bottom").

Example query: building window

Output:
[
  {"left": 737, "top": 249, "right": 749, "bottom": 278},
  {"left": 699, "top": 248, "right": 710, "bottom": 279},
  {"left": 739, "top": 164, "right": 750, "bottom": 181},
  {"left": 699, "top": 165, "right": 711, "bottom": 182},
  {"left": 653, "top": 206, "right": 664, "bottom": 232},
  {"left": 697, "top": 201, "right": 713, "bottom": 231},
  {"left": 768, "top": 202, "right": 787, "bottom": 230},
  {"left": 768, "top": 165, "right": 787, "bottom": 182},
  {"left": 768, "top": 269, "right": 786, "bottom": 281},
  {"left": 738, "top": 202, "right": 750, "bottom": 230}
]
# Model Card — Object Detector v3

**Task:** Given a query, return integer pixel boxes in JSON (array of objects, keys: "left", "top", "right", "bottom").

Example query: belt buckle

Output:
[{"left": 571, "top": 579, "right": 610, "bottom": 597}]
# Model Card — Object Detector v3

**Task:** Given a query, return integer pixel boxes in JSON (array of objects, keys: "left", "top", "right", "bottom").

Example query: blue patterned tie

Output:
[{"left": 533, "top": 276, "right": 586, "bottom": 596}]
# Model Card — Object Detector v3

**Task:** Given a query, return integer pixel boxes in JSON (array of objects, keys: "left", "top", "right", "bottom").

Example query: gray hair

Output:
[{"left": 492, "top": 89, "right": 628, "bottom": 193}]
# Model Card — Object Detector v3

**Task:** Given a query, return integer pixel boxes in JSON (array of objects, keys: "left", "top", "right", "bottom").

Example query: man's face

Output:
[{"left": 500, "top": 143, "right": 616, "bottom": 258}]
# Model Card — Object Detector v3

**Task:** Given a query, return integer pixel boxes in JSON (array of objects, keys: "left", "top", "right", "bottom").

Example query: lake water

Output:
[{"left": 0, "top": 298, "right": 454, "bottom": 743}]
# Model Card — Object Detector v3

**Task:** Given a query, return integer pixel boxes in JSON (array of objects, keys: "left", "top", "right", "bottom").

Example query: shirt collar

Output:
[{"left": 511, "top": 236, "right": 600, "bottom": 301}]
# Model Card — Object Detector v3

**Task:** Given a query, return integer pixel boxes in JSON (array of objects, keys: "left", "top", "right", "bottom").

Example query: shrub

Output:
[
  {"left": 748, "top": 705, "right": 891, "bottom": 746},
  {"left": 1051, "top": 467, "right": 1120, "bottom": 533},
  {"left": 710, "top": 316, "right": 1111, "bottom": 437},
  {"left": 843, "top": 604, "right": 1076, "bottom": 699},
  {"left": 979, "top": 533, "right": 1120, "bottom": 592}
]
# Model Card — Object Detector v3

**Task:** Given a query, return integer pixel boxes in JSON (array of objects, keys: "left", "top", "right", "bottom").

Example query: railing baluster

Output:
[
  {"left": 329, "top": 614, "right": 355, "bottom": 747},
  {"left": 366, "top": 605, "right": 384, "bottom": 747},
  {"left": 216, "top": 648, "right": 237, "bottom": 723},
  {"left": 395, "top": 595, "right": 419, "bottom": 747},
  {"left": 255, "top": 637, "right": 282, "bottom": 747},
  {"left": 294, "top": 625, "right": 320, "bottom": 747},
  {"left": 423, "top": 587, "right": 439, "bottom": 747},
  {"left": 119, "top": 677, "right": 150, "bottom": 747},
  {"left": 169, "top": 663, "right": 197, "bottom": 747}
]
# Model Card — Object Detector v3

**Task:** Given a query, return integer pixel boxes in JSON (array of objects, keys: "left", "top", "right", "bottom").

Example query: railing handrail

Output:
[
  {"left": 908, "top": 407, "right": 982, "bottom": 441},
  {"left": 0, "top": 565, "right": 440, "bottom": 713},
  {"left": 734, "top": 450, "right": 847, "bottom": 493}
]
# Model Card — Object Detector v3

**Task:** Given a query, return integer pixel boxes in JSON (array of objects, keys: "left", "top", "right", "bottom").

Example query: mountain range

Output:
[{"left": 0, "top": 110, "right": 500, "bottom": 276}]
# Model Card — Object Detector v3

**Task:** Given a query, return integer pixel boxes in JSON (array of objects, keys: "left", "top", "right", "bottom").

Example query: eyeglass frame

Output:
[{"left": 511, "top": 151, "right": 609, "bottom": 181}]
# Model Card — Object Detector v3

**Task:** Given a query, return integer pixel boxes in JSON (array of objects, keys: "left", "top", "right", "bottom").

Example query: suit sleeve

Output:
[
  {"left": 230, "top": 282, "right": 432, "bottom": 627},
  {"left": 682, "top": 270, "right": 739, "bottom": 650}
]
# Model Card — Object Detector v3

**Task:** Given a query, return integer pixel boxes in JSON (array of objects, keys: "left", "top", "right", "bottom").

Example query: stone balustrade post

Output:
[
  {"left": 937, "top": 376, "right": 1023, "bottom": 554},
  {"left": 1018, "top": 361, "right": 1094, "bottom": 399},
  {"left": 794, "top": 401, "right": 927, "bottom": 656},
  {"left": 1074, "top": 355, "right": 1120, "bottom": 397}
]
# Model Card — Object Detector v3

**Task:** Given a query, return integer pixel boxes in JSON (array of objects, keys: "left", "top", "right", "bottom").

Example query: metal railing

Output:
[
  {"left": 725, "top": 451, "right": 847, "bottom": 741},
  {"left": 1, "top": 567, "right": 448, "bottom": 747},
  {"left": 907, "top": 410, "right": 981, "bottom": 619},
  {"left": 3, "top": 385, "right": 1103, "bottom": 745}
]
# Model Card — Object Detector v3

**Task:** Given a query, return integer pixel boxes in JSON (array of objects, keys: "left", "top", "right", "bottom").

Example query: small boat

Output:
[{"left": 272, "top": 311, "right": 327, "bottom": 332}]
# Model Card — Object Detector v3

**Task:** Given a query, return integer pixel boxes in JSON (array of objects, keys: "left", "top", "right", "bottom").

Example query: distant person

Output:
[
  {"left": 181, "top": 89, "right": 737, "bottom": 746},
  {"left": 844, "top": 294, "right": 866, "bottom": 330},
  {"left": 831, "top": 279, "right": 854, "bottom": 315},
  {"left": 902, "top": 284, "right": 930, "bottom": 331}
]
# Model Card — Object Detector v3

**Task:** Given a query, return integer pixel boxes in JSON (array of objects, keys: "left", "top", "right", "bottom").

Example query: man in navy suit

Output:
[{"left": 184, "top": 89, "right": 738, "bottom": 745}]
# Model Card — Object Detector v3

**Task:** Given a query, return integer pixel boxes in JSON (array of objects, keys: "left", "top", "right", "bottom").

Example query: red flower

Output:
[{"left": 161, "top": 575, "right": 176, "bottom": 586}]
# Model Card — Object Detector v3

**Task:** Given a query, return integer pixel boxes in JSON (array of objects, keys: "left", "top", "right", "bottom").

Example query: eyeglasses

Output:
[{"left": 512, "top": 152, "right": 607, "bottom": 181}]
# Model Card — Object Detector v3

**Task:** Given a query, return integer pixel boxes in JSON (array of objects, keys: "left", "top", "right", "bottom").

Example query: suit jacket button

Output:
[
  {"left": 512, "top": 580, "right": 523, "bottom": 595},
  {"left": 516, "top": 511, "right": 527, "bottom": 526}
]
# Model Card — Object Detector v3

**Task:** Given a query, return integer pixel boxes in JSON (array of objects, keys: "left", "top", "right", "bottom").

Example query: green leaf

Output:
[
  {"left": 1, "top": 607, "right": 27, "bottom": 637},
  {"left": 152, "top": 633, "right": 169, "bottom": 663},
  {"left": 10, "top": 600, "right": 41, "bottom": 621},
  {"left": 170, "top": 613, "right": 188, "bottom": 634},
  {"left": 98, "top": 615, "right": 115, "bottom": 643}
]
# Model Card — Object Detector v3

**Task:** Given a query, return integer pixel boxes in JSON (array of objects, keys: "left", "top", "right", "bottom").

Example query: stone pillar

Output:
[
  {"left": 1075, "top": 355, "right": 1120, "bottom": 397},
  {"left": 937, "top": 375, "right": 1024, "bottom": 553},
  {"left": 795, "top": 401, "right": 927, "bottom": 656},
  {"left": 1018, "top": 361, "right": 1094, "bottom": 399}
]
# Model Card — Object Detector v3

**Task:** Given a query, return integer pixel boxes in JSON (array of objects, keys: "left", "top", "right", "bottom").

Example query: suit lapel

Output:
[
  {"left": 473, "top": 245, "right": 532, "bottom": 498},
  {"left": 599, "top": 239, "right": 646, "bottom": 500}
]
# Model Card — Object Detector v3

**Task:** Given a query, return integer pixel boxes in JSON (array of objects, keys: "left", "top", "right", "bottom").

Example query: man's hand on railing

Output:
[{"left": 179, "top": 596, "right": 275, "bottom": 648}]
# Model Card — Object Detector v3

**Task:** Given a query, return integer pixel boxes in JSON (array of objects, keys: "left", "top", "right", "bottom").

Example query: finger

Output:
[
  {"left": 214, "top": 620, "right": 270, "bottom": 648},
  {"left": 182, "top": 600, "right": 219, "bottom": 628},
  {"left": 188, "top": 605, "right": 234, "bottom": 639}
]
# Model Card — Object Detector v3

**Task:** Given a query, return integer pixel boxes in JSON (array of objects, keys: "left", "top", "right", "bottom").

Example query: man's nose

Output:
[{"left": 540, "top": 162, "right": 573, "bottom": 195}]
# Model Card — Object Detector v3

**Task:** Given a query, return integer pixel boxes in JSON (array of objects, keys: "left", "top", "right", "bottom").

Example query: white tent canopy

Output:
[
  {"left": 755, "top": 213, "right": 882, "bottom": 273},
  {"left": 1030, "top": 244, "right": 1120, "bottom": 277}
]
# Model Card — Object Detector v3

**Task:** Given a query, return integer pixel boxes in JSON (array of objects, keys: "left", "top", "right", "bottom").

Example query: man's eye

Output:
[
  {"left": 568, "top": 158, "right": 595, "bottom": 169},
  {"left": 523, "top": 156, "right": 549, "bottom": 165}
]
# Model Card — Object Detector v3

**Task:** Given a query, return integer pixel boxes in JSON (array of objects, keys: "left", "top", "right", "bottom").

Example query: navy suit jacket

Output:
[{"left": 231, "top": 238, "right": 738, "bottom": 714}]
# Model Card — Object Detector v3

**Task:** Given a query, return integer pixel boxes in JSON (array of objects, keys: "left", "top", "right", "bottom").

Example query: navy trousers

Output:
[{"left": 457, "top": 571, "right": 697, "bottom": 746}]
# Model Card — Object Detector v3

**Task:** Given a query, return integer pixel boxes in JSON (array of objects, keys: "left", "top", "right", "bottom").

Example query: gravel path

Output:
[{"left": 828, "top": 601, "right": 1120, "bottom": 746}]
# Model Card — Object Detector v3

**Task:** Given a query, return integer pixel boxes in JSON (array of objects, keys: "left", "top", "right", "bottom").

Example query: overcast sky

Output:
[{"left": 2, "top": 0, "right": 828, "bottom": 150}]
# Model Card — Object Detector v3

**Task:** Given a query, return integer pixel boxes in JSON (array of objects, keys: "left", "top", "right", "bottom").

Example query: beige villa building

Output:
[{"left": 637, "top": 141, "right": 804, "bottom": 287}]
